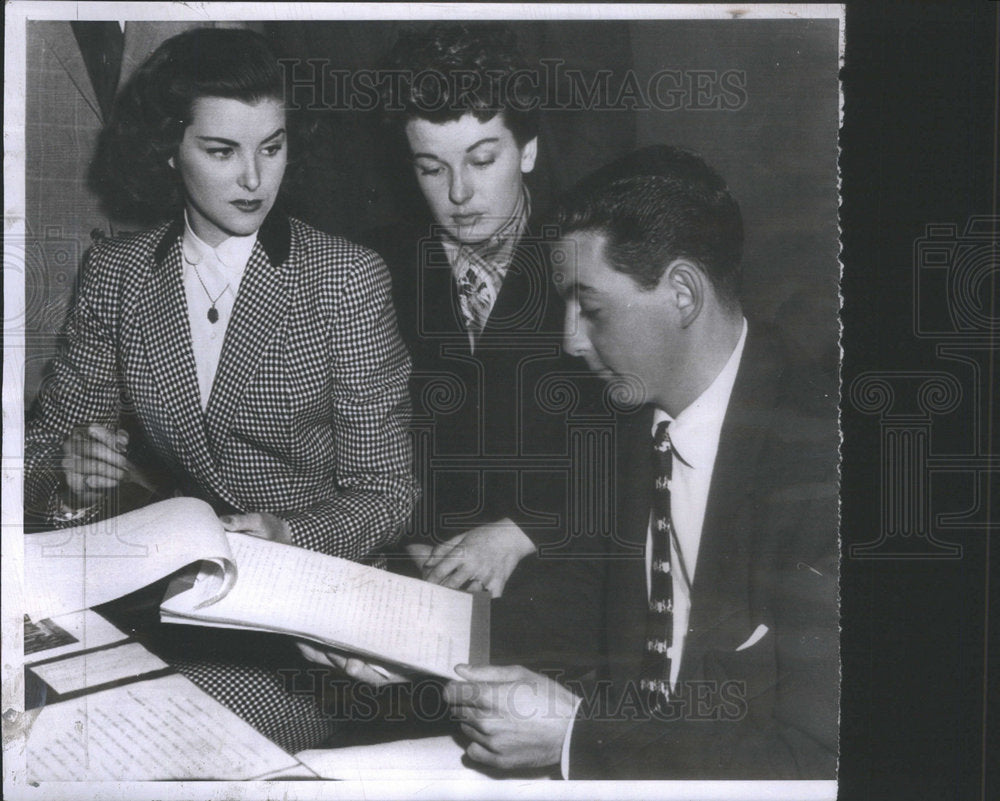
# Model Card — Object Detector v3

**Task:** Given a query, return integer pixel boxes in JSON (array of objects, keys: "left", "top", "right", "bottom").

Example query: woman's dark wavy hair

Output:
[
  {"left": 90, "top": 28, "right": 294, "bottom": 224},
  {"left": 380, "top": 23, "right": 540, "bottom": 147}
]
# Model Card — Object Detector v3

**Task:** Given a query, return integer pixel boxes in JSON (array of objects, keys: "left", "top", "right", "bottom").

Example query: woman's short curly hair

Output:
[
  {"left": 381, "top": 23, "right": 540, "bottom": 147},
  {"left": 90, "top": 28, "right": 287, "bottom": 223}
]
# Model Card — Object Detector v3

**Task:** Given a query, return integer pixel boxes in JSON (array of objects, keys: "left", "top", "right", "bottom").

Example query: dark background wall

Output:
[
  {"left": 263, "top": 20, "right": 637, "bottom": 238},
  {"left": 839, "top": 4, "right": 997, "bottom": 800},
  {"left": 267, "top": 18, "right": 839, "bottom": 370},
  {"left": 630, "top": 19, "right": 840, "bottom": 366}
]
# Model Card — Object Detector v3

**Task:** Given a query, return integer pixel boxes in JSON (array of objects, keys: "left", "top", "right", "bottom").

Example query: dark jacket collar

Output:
[{"left": 152, "top": 212, "right": 290, "bottom": 269}]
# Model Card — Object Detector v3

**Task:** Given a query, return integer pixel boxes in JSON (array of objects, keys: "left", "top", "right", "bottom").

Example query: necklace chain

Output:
[{"left": 190, "top": 262, "right": 230, "bottom": 323}]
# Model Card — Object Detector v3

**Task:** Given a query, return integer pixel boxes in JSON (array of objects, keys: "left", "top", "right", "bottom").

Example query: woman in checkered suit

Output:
[{"left": 25, "top": 28, "right": 416, "bottom": 752}]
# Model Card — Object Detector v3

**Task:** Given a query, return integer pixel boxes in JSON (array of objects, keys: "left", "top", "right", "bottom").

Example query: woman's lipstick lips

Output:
[
  {"left": 231, "top": 199, "right": 263, "bottom": 212},
  {"left": 452, "top": 213, "right": 482, "bottom": 225}
]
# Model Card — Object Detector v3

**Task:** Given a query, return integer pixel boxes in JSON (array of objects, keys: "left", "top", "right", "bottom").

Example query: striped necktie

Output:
[{"left": 640, "top": 419, "right": 674, "bottom": 710}]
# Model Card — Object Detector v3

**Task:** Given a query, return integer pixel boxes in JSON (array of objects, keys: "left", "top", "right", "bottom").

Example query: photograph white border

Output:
[{"left": 2, "top": 4, "right": 843, "bottom": 799}]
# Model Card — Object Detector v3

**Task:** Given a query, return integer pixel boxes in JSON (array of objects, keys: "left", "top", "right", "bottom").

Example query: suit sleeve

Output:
[
  {"left": 283, "top": 246, "right": 418, "bottom": 559},
  {"left": 568, "top": 395, "right": 839, "bottom": 779},
  {"left": 24, "top": 243, "right": 122, "bottom": 525}
]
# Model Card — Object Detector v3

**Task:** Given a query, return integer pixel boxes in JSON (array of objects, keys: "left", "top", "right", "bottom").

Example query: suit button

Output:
[{"left": 91, "top": 228, "right": 106, "bottom": 241}]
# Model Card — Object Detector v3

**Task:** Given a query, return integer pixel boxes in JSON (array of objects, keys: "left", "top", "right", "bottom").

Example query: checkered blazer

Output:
[{"left": 26, "top": 214, "right": 417, "bottom": 560}]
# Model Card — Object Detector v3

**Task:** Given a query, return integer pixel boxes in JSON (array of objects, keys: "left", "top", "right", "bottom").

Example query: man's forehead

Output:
[{"left": 552, "top": 231, "right": 608, "bottom": 283}]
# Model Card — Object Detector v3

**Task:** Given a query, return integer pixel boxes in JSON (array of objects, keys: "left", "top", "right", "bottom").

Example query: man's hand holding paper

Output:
[{"left": 444, "top": 664, "right": 579, "bottom": 770}]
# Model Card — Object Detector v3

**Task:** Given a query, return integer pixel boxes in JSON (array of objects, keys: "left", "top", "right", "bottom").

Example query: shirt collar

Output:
[
  {"left": 652, "top": 318, "right": 748, "bottom": 470},
  {"left": 181, "top": 210, "right": 258, "bottom": 272}
]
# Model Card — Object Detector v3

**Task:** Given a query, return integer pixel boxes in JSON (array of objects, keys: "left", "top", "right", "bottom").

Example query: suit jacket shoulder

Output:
[{"left": 286, "top": 216, "right": 397, "bottom": 320}]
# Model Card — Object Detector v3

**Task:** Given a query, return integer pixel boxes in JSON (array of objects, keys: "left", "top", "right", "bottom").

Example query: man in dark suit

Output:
[{"left": 443, "top": 145, "right": 839, "bottom": 779}]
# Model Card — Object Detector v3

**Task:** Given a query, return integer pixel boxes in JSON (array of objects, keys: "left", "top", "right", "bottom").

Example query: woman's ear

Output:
[
  {"left": 520, "top": 137, "right": 538, "bottom": 174},
  {"left": 168, "top": 155, "right": 176, "bottom": 170}
]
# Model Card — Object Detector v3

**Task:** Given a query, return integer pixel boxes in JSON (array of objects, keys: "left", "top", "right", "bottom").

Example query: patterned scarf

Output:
[{"left": 442, "top": 186, "right": 531, "bottom": 344}]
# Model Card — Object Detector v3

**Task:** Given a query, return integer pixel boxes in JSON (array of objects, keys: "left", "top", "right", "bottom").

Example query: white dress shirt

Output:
[
  {"left": 646, "top": 317, "right": 747, "bottom": 691},
  {"left": 180, "top": 214, "right": 257, "bottom": 409},
  {"left": 560, "top": 318, "right": 748, "bottom": 778}
]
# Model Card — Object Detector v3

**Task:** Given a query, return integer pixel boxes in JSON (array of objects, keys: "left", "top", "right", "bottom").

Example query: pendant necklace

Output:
[{"left": 191, "top": 263, "right": 230, "bottom": 324}]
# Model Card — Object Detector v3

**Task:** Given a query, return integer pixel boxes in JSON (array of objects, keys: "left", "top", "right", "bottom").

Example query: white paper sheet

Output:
[
  {"left": 162, "top": 532, "right": 480, "bottom": 678},
  {"left": 24, "top": 497, "right": 234, "bottom": 620},
  {"left": 25, "top": 673, "right": 299, "bottom": 780},
  {"left": 29, "top": 642, "right": 168, "bottom": 696},
  {"left": 296, "top": 735, "right": 552, "bottom": 781}
]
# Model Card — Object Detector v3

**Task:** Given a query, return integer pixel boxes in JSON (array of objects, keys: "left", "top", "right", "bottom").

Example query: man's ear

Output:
[
  {"left": 663, "top": 259, "right": 704, "bottom": 328},
  {"left": 520, "top": 137, "right": 538, "bottom": 174}
]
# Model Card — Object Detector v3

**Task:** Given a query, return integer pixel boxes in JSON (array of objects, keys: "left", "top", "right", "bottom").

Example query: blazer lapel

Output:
[
  {"left": 140, "top": 224, "right": 236, "bottom": 504},
  {"left": 483, "top": 247, "right": 534, "bottom": 338},
  {"left": 204, "top": 215, "right": 293, "bottom": 449},
  {"left": 616, "top": 406, "right": 655, "bottom": 551},
  {"left": 36, "top": 21, "right": 102, "bottom": 122},
  {"left": 482, "top": 225, "right": 556, "bottom": 339},
  {"left": 685, "top": 329, "right": 780, "bottom": 653},
  {"left": 120, "top": 23, "right": 163, "bottom": 86}
]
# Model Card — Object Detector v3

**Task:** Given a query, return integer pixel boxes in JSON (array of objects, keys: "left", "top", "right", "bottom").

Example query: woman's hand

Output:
[
  {"left": 296, "top": 642, "right": 411, "bottom": 686},
  {"left": 61, "top": 424, "right": 131, "bottom": 506},
  {"left": 220, "top": 512, "right": 292, "bottom": 544},
  {"left": 420, "top": 519, "right": 536, "bottom": 598}
]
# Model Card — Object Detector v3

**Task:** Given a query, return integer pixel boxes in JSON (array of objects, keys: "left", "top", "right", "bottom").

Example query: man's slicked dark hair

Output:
[
  {"left": 556, "top": 145, "right": 744, "bottom": 305},
  {"left": 381, "top": 22, "right": 540, "bottom": 147}
]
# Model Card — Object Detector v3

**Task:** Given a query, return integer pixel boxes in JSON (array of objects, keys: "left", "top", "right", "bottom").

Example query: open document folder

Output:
[{"left": 24, "top": 497, "right": 489, "bottom": 679}]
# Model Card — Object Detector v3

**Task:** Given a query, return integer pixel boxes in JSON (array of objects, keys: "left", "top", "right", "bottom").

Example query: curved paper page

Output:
[
  {"left": 160, "top": 558, "right": 239, "bottom": 611},
  {"left": 161, "top": 533, "right": 488, "bottom": 679},
  {"left": 24, "top": 497, "right": 233, "bottom": 621}
]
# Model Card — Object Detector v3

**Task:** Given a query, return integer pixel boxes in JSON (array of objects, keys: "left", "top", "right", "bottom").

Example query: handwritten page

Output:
[
  {"left": 161, "top": 533, "right": 488, "bottom": 679},
  {"left": 24, "top": 610, "right": 128, "bottom": 663},
  {"left": 25, "top": 673, "right": 299, "bottom": 780},
  {"left": 296, "top": 736, "right": 552, "bottom": 781},
  {"left": 24, "top": 497, "right": 233, "bottom": 620},
  {"left": 29, "top": 642, "right": 168, "bottom": 696}
]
